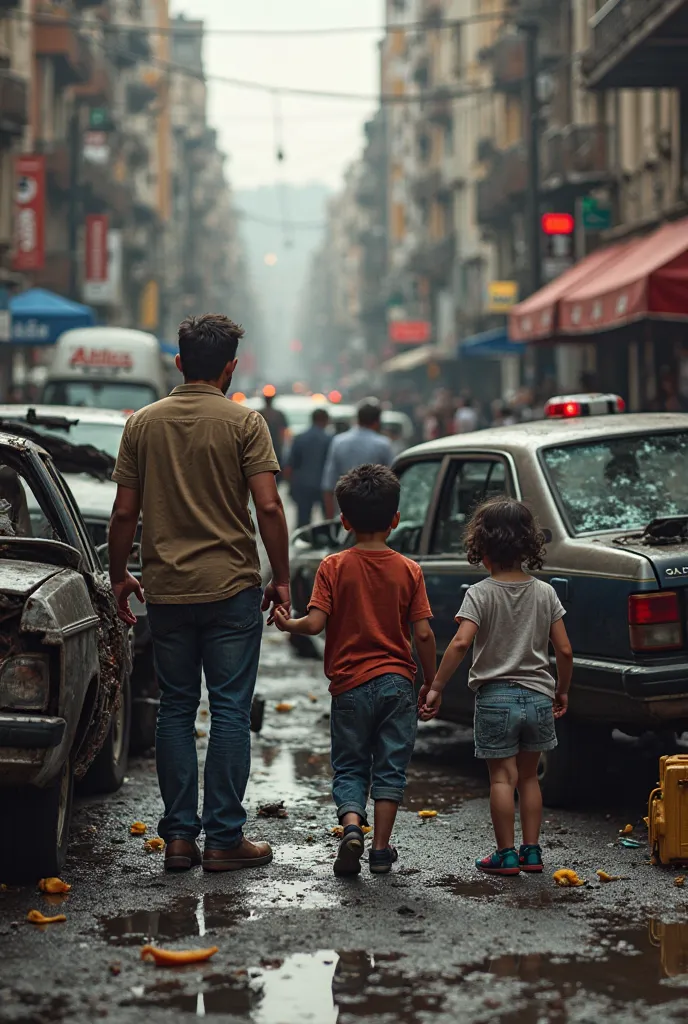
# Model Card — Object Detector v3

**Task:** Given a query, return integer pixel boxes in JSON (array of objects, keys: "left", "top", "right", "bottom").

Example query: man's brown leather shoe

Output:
[
  {"left": 165, "top": 839, "right": 202, "bottom": 871},
  {"left": 203, "top": 838, "right": 273, "bottom": 872}
]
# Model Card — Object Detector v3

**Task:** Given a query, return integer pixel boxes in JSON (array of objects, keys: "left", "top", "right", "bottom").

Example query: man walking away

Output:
[
  {"left": 289, "top": 407, "right": 332, "bottom": 528},
  {"left": 322, "top": 398, "right": 393, "bottom": 518},
  {"left": 108, "top": 314, "right": 290, "bottom": 873},
  {"left": 260, "top": 391, "right": 289, "bottom": 467}
]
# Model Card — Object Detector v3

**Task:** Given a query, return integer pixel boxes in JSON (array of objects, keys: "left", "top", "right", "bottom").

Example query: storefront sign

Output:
[
  {"left": 486, "top": 281, "right": 519, "bottom": 314},
  {"left": 70, "top": 347, "right": 133, "bottom": 371},
  {"left": 13, "top": 155, "right": 45, "bottom": 272},
  {"left": 83, "top": 130, "right": 110, "bottom": 166},
  {"left": 85, "top": 214, "right": 109, "bottom": 294},
  {"left": 388, "top": 320, "right": 432, "bottom": 344},
  {"left": 581, "top": 196, "right": 611, "bottom": 232}
]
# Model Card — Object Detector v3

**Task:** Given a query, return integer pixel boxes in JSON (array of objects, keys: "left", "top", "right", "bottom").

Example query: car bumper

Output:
[
  {"left": 0, "top": 714, "right": 67, "bottom": 785},
  {"left": 569, "top": 656, "right": 688, "bottom": 726}
]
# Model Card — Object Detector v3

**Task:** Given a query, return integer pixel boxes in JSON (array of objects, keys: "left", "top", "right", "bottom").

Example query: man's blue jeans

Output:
[{"left": 147, "top": 587, "right": 263, "bottom": 849}]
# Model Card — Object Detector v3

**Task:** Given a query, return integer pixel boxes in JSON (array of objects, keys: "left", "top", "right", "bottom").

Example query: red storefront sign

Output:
[
  {"left": 388, "top": 320, "right": 432, "bottom": 344},
  {"left": 85, "top": 214, "right": 109, "bottom": 284},
  {"left": 13, "top": 155, "right": 45, "bottom": 272}
]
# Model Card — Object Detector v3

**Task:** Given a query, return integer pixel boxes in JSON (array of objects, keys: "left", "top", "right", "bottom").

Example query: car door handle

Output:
[{"left": 550, "top": 577, "right": 570, "bottom": 602}]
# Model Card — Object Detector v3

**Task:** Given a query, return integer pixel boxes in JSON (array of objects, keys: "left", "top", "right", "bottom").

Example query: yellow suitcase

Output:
[{"left": 648, "top": 755, "right": 688, "bottom": 865}]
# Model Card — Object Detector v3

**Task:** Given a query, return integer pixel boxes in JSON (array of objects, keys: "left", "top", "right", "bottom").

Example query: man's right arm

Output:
[{"left": 248, "top": 471, "right": 290, "bottom": 622}]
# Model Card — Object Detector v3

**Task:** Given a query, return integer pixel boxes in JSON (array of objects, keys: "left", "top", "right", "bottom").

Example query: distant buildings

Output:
[
  {"left": 300, "top": 0, "right": 688, "bottom": 411},
  {"left": 0, "top": 0, "right": 255, "bottom": 353}
]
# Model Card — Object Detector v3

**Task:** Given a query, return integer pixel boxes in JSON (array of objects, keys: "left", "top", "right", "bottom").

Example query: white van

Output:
[{"left": 42, "top": 327, "right": 167, "bottom": 411}]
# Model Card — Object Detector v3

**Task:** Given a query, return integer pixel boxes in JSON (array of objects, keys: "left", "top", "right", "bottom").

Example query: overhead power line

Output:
[{"left": 11, "top": 9, "right": 510, "bottom": 37}]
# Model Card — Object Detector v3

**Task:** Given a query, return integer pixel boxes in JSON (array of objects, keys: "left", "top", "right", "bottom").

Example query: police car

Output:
[{"left": 288, "top": 395, "right": 688, "bottom": 806}]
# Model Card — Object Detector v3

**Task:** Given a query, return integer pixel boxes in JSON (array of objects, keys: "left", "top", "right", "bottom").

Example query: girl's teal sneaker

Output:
[
  {"left": 519, "top": 844, "right": 544, "bottom": 873},
  {"left": 476, "top": 848, "right": 520, "bottom": 876}
]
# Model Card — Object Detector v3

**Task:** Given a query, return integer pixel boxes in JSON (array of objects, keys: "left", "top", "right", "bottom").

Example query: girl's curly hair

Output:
[{"left": 465, "top": 497, "right": 546, "bottom": 571}]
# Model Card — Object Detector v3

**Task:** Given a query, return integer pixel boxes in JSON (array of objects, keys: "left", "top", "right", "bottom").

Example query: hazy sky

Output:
[{"left": 169, "top": 1, "right": 383, "bottom": 190}]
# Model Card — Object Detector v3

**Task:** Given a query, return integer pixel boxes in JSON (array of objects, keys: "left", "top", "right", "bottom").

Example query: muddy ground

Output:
[{"left": 2, "top": 632, "right": 688, "bottom": 1023}]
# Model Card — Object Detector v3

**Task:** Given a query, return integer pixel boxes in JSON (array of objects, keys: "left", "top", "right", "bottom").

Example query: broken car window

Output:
[{"left": 542, "top": 432, "right": 688, "bottom": 534}]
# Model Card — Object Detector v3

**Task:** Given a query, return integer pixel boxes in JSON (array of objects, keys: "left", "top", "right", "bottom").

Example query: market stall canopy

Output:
[
  {"left": 10, "top": 288, "right": 95, "bottom": 345},
  {"left": 459, "top": 327, "right": 526, "bottom": 358},
  {"left": 508, "top": 242, "right": 629, "bottom": 343},
  {"left": 380, "top": 344, "right": 448, "bottom": 374},
  {"left": 559, "top": 218, "right": 688, "bottom": 334}
]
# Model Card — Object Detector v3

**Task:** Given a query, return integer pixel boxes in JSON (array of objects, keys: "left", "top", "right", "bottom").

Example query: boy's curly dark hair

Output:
[
  {"left": 335, "top": 464, "right": 400, "bottom": 533},
  {"left": 465, "top": 497, "right": 546, "bottom": 571}
]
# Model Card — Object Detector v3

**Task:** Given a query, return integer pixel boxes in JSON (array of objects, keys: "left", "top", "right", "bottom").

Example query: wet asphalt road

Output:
[{"left": 3, "top": 632, "right": 688, "bottom": 1023}]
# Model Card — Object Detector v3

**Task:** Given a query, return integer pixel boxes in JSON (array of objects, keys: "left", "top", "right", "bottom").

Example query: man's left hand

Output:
[{"left": 112, "top": 571, "right": 145, "bottom": 625}]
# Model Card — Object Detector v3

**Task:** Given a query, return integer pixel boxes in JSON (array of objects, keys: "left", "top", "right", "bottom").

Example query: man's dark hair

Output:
[
  {"left": 465, "top": 497, "right": 546, "bottom": 571},
  {"left": 335, "top": 464, "right": 400, "bottom": 533},
  {"left": 312, "top": 408, "right": 329, "bottom": 426},
  {"left": 357, "top": 399, "right": 382, "bottom": 429},
  {"left": 178, "top": 314, "right": 244, "bottom": 381}
]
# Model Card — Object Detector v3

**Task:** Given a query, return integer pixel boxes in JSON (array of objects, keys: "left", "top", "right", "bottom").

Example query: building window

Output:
[{"left": 453, "top": 25, "right": 464, "bottom": 78}]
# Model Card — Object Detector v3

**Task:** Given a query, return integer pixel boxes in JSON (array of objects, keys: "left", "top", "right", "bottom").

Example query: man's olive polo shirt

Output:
[{"left": 112, "top": 384, "right": 279, "bottom": 604}]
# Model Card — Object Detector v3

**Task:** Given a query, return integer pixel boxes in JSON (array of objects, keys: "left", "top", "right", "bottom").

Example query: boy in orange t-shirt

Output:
[{"left": 274, "top": 464, "right": 436, "bottom": 875}]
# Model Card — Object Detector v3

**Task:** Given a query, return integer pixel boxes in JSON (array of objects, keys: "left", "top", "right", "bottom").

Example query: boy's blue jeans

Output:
[
  {"left": 330, "top": 673, "right": 418, "bottom": 824},
  {"left": 147, "top": 587, "right": 263, "bottom": 849}
]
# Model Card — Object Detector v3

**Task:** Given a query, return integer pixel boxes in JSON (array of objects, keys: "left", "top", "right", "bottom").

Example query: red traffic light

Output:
[{"left": 541, "top": 213, "right": 574, "bottom": 236}]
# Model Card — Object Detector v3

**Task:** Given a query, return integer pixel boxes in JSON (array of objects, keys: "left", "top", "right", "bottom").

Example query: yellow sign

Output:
[
  {"left": 140, "top": 280, "right": 159, "bottom": 331},
  {"left": 486, "top": 281, "right": 519, "bottom": 314}
]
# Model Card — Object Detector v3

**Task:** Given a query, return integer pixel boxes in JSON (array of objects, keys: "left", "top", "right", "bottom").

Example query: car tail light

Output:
[
  {"left": 629, "top": 592, "right": 682, "bottom": 651},
  {"left": 616, "top": 396, "right": 626, "bottom": 413}
]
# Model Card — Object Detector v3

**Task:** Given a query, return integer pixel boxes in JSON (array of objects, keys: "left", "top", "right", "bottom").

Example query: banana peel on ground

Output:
[
  {"left": 418, "top": 809, "right": 438, "bottom": 819},
  {"left": 596, "top": 870, "right": 623, "bottom": 883},
  {"left": 141, "top": 944, "right": 219, "bottom": 966},
  {"left": 553, "top": 869, "right": 586, "bottom": 887},
  {"left": 143, "top": 838, "right": 165, "bottom": 852},
  {"left": 130, "top": 822, "right": 147, "bottom": 836},
  {"left": 275, "top": 702, "right": 294, "bottom": 713},
  {"left": 27, "top": 909, "right": 67, "bottom": 925},
  {"left": 38, "top": 878, "right": 71, "bottom": 894}
]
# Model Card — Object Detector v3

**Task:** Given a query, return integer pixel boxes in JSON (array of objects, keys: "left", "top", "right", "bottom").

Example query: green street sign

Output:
[
  {"left": 89, "top": 107, "right": 110, "bottom": 130},
  {"left": 581, "top": 196, "right": 611, "bottom": 232}
]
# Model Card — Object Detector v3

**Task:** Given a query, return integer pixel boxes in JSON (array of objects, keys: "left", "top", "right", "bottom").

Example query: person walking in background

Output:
[
  {"left": 274, "top": 465, "right": 436, "bottom": 876},
  {"left": 454, "top": 396, "right": 478, "bottom": 434},
  {"left": 322, "top": 398, "right": 393, "bottom": 518},
  {"left": 289, "top": 407, "right": 332, "bottom": 528},
  {"left": 260, "top": 390, "right": 289, "bottom": 466},
  {"left": 108, "top": 314, "right": 291, "bottom": 874}
]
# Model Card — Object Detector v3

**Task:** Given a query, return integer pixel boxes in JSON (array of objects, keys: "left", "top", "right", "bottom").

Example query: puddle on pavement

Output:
[
  {"left": 102, "top": 895, "right": 252, "bottom": 947},
  {"left": 403, "top": 762, "right": 487, "bottom": 812},
  {"left": 124, "top": 921, "right": 688, "bottom": 1022},
  {"left": 251, "top": 746, "right": 330, "bottom": 809},
  {"left": 431, "top": 875, "right": 503, "bottom": 899},
  {"left": 246, "top": 879, "right": 337, "bottom": 910}
]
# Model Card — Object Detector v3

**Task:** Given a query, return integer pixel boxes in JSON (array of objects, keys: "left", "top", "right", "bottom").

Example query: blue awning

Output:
[
  {"left": 459, "top": 327, "right": 526, "bottom": 358},
  {"left": 10, "top": 288, "right": 95, "bottom": 345},
  {"left": 158, "top": 340, "right": 178, "bottom": 357}
]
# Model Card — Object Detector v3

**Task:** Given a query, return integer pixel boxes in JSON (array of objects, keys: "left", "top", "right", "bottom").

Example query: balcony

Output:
[
  {"left": 412, "top": 166, "right": 442, "bottom": 203},
  {"left": 106, "top": 27, "right": 152, "bottom": 69},
  {"left": 476, "top": 143, "right": 528, "bottom": 226},
  {"left": 420, "top": 0, "right": 443, "bottom": 26},
  {"left": 585, "top": 0, "right": 688, "bottom": 90},
  {"left": 0, "top": 70, "right": 28, "bottom": 137},
  {"left": 409, "top": 233, "right": 456, "bottom": 284},
  {"left": 35, "top": 15, "right": 92, "bottom": 86},
  {"left": 490, "top": 35, "right": 525, "bottom": 92},
  {"left": 422, "top": 85, "right": 453, "bottom": 125},
  {"left": 541, "top": 124, "right": 611, "bottom": 193}
]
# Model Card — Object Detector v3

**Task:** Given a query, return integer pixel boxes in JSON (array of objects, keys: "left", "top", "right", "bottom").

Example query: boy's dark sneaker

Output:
[
  {"left": 476, "top": 848, "right": 520, "bottom": 876},
  {"left": 369, "top": 845, "right": 398, "bottom": 875},
  {"left": 333, "top": 825, "right": 364, "bottom": 875},
  {"left": 519, "top": 844, "right": 544, "bottom": 873}
]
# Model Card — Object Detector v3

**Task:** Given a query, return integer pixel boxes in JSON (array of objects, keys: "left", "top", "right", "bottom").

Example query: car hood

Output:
[
  {"left": 0, "top": 558, "right": 63, "bottom": 599},
  {"left": 64, "top": 474, "right": 116, "bottom": 520}
]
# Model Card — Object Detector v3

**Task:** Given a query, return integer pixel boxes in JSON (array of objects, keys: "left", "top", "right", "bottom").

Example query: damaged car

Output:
[{"left": 0, "top": 426, "right": 131, "bottom": 882}]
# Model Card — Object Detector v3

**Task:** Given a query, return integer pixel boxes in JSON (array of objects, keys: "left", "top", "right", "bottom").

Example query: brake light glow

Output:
[
  {"left": 629, "top": 592, "right": 682, "bottom": 651},
  {"left": 616, "top": 396, "right": 626, "bottom": 413}
]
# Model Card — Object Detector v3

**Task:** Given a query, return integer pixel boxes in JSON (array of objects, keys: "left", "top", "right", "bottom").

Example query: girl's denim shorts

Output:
[{"left": 474, "top": 682, "right": 557, "bottom": 760}]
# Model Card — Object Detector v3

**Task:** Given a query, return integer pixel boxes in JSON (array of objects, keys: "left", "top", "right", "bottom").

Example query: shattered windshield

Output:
[{"left": 542, "top": 432, "right": 688, "bottom": 535}]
